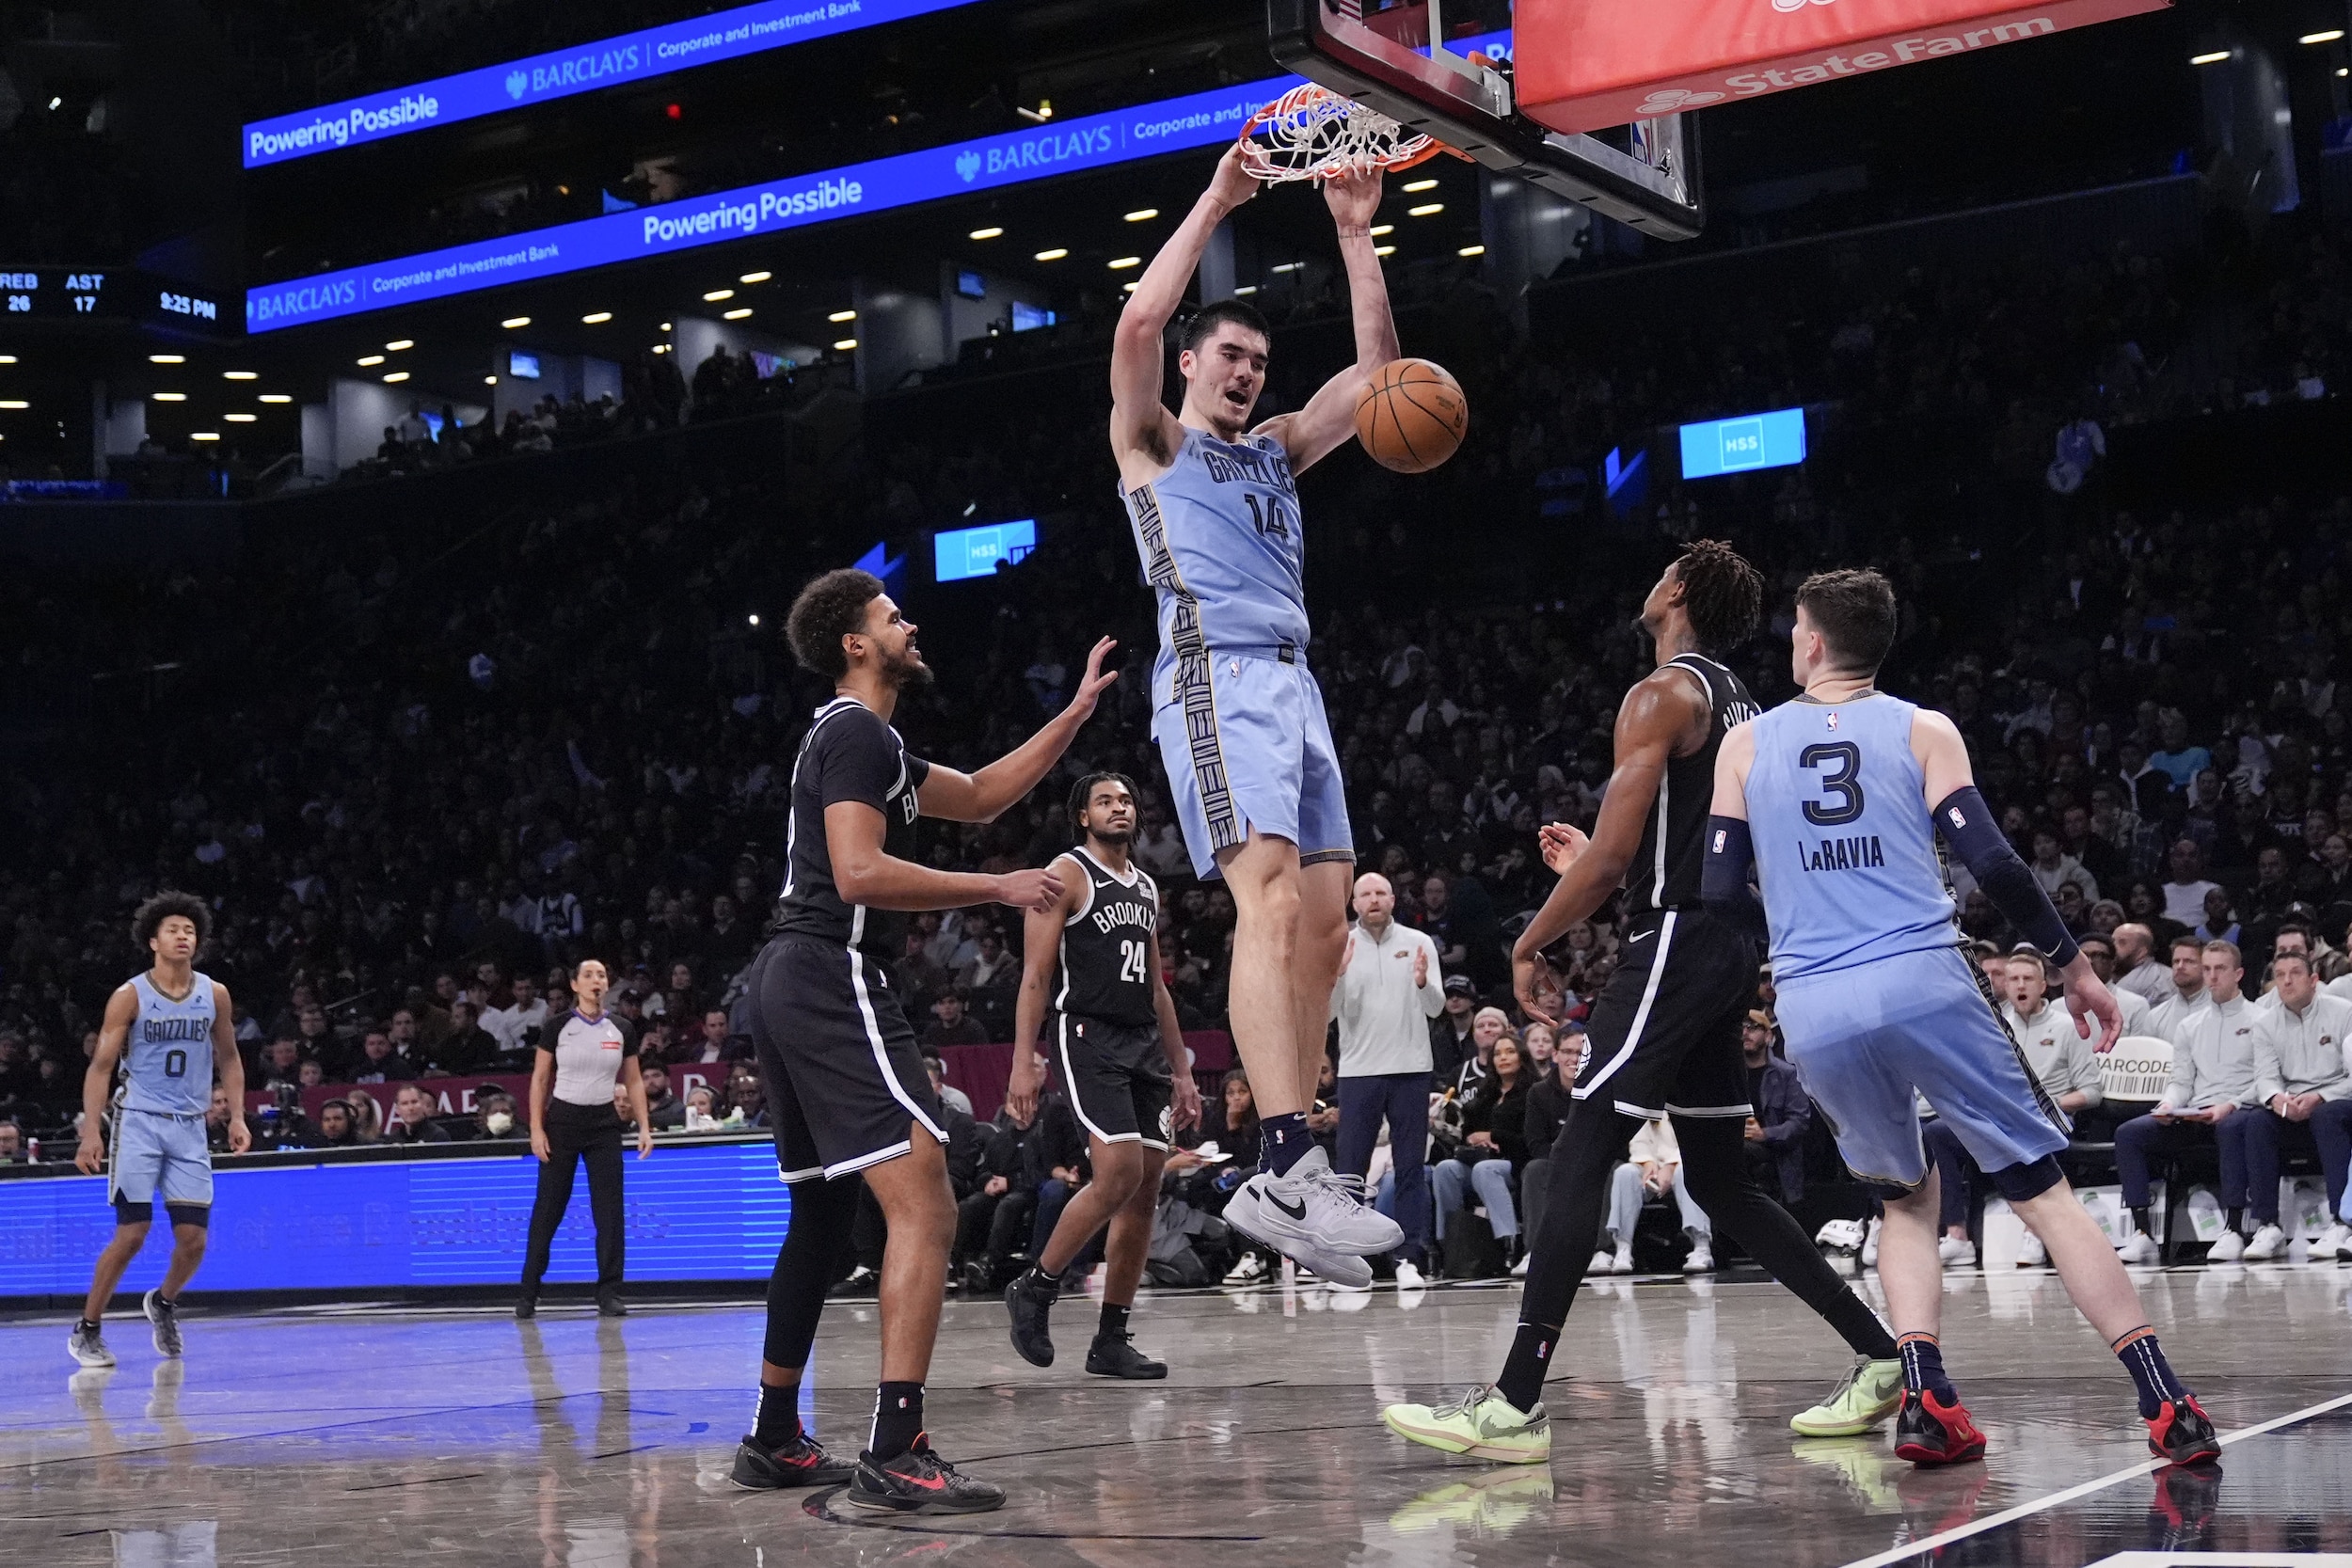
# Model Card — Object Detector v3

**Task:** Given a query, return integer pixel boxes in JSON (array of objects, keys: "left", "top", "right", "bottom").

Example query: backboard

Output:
[{"left": 1264, "top": 0, "right": 1707, "bottom": 241}]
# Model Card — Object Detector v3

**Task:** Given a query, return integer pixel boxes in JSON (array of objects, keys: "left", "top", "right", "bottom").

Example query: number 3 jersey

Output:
[
  {"left": 1053, "top": 849, "right": 1161, "bottom": 1028},
  {"left": 1122, "top": 427, "right": 1308, "bottom": 699},
  {"left": 121, "top": 970, "right": 217, "bottom": 1115},
  {"left": 1745, "top": 692, "right": 1961, "bottom": 982}
]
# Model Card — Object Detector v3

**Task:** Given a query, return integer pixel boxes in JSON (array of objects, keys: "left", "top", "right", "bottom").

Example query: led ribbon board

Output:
[
  {"left": 1679, "top": 407, "right": 1806, "bottom": 479},
  {"left": 934, "top": 518, "right": 1036, "bottom": 582},
  {"left": 242, "top": 0, "right": 982, "bottom": 168}
]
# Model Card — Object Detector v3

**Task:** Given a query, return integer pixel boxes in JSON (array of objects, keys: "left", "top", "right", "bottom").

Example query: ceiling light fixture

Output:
[
  {"left": 970, "top": 226, "right": 1005, "bottom": 240},
  {"left": 1370, "top": 224, "right": 1394, "bottom": 237},
  {"left": 358, "top": 355, "right": 385, "bottom": 366},
  {"left": 385, "top": 339, "right": 414, "bottom": 351},
  {"left": 1270, "top": 261, "right": 1302, "bottom": 274},
  {"left": 2299, "top": 29, "right": 2344, "bottom": 43},
  {"left": 1033, "top": 247, "right": 1069, "bottom": 261},
  {"left": 833, "top": 338, "right": 859, "bottom": 351},
  {"left": 1458, "top": 244, "right": 1486, "bottom": 257},
  {"left": 224, "top": 413, "right": 257, "bottom": 422},
  {"left": 739, "top": 270, "right": 772, "bottom": 283},
  {"left": 485, "top": 375, "right": 500, "bottom": 385},
  {"left": 1402, "top": 178, "right": 1438, "bottom": 192},
  {"left": 384, "top": 371, "right": 410, "bottom": 383},
  {"left": 829, "top": 309, "right": 857, "bottom": 323},
  {"left": 152, "top": 392, "right": 186, "bottom": 402},
  {"left": 0, "top": 400, "right": 26, "bottom": 410},
  {"left": 258, "top": 394, "right": 294, "bottom": 404},
  {"left": 501, "top": 315, "right": 531, "bottom": 328},
  {"left": 703, "top": 288, "right": 735, "bottom": 301},
  {"left": 723, "top": 308, "right": 753, "bottom": 319},
  {"left": 581, "top": 310, "right": 612, "bottom": 324},
  {"left": 1407, "top": 202, "right": 1444, "bottom": 217},
  {"left": 2190, "top": 49, "right": 2231, "bottom": 64},
  {"left": 1232, "top": 285, "right": 1259, "bottom": 296},
  {"left": 0, "top": 355, "right": 15, "bottom": 364},
  {"left": 223, "top": 371, "right": 258, "bottom": 380},
  {"left": 149, "top": 354, "right": 184, "bottom": 364},
  {"left": 1375, "top": 245, "right": 1396, "bottom": 257},
  {"left": 1123, "top": 208, "right": 1159, "bottom": 222},
  {"left": 189, "top": 431, "right": 220, "bottom": 441},
  {"left": 1108, "top": 256, "right": 1140, "bottom": 269}
]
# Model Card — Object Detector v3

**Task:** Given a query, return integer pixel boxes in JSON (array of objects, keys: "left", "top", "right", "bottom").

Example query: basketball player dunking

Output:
[
  {"left": 1383, "top": 543, "right": 1910, "bottom": 1465},
  {"left": 1003, "top": 771, "right": 1202, "bottom": 1376},
  {"left": 1109, "top": 145, "right": 1402, "bottom": 1284}
]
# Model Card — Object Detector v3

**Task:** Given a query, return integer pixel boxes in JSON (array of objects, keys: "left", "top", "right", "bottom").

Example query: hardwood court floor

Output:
[{"left": 4, "top": 1260, "right": 2348, "bottom": 1567}]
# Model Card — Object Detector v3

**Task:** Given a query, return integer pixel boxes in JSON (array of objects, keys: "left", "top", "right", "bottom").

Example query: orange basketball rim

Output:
[{"left": 1511, "top": 0, "right": 2169, "bottom": 135}]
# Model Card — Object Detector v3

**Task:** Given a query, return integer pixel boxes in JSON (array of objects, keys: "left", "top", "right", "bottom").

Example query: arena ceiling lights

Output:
[
  {"left": 581, "top": 310, "right": 612, "bottom": 323},
  {"left": 969, "top": 227, "right": 1004, "bottom": 241},
  {"left": 1122, "top": 209, "right": 1157, "bottom": 222},
  {"left": 501, "top": 315, "right": 531, "bottom": 328},
  {"left": 828, "top": 309, "right": 856, "bottom": 323}
]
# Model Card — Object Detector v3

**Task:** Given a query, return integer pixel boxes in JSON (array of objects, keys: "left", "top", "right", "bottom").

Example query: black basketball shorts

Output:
[
  {"left": 749, "top": 936, "right": 947, "bottom": 1182},
  {"left": 1570, "top": 908, "right": 1756, "bottom": 1121},
  {"left": 1052, "top": 1014, "right": 1174, "bottom": 1152}
]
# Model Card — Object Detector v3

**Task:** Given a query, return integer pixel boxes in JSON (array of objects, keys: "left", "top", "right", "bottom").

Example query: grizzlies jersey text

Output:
[
  {"left": 1056, "top": 850, "right": 1161, "bottom": 1029},
  {"left": 1122, "top": 428, "right": 1309, "bottom": 703},
  {"left": 1745, "top": 692, "right": 1962, "bottom": 981},
  {"left": 122, "top": 971, "right": 217, "bottom": 1116}
]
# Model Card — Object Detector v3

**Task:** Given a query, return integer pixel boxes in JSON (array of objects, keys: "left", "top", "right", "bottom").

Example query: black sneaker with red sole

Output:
[
  {"left": 1893, "top": 1387, "right": 1988, "bottom": 1466},
  {"left": 729, "top": 1433, "right": 857, "bottom": 1490},
  {"left": 2146, "top": 1396, "right": 2222, "bottom": 1466},
  {"left": 844, "top": 1440, "right": 1007, "bottom": 1514}
]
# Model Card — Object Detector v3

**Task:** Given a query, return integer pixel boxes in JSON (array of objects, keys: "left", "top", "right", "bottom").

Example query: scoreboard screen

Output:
[{"left": 0, "top": 267, "right": 228, "bottom": 329}]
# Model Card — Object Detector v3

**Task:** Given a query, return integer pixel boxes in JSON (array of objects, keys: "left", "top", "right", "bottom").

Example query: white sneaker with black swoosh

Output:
[{"left": 1224, "top": 1147, "right": 1393, "bottom": 1287}]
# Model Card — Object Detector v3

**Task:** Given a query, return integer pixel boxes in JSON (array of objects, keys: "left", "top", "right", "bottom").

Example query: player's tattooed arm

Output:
[
  {"left": 211, "top": 981, "right": 251, "bottom": 1154},
  {"left": 1112, "top": 146, "right": 1257, "bottom": 475},
  {"left": 1008, "top": 860, "right": 1082, "bottom": 1125},
  {"left": 73, "top": 983, "right": 137, "bottom": 1175}
]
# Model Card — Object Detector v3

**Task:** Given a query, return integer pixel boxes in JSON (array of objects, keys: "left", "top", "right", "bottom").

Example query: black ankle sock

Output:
[
  {"left": 1495, "top": 1322, "right": 1556, "bottom": 1413},
  {"left": 2129, "top": 1205, "right": 2152, "bottom": 1234},
  {"left": 1261, "top": 1113, "right": 1311, "bottom": 1176},
  {"left": 2114, "top": 1327, "right": 2188, "bottom": 1420},
  {"left": 1021, "top": 1264, "right": 1061, "bottom": 1295},
  {"left": 2224, "top": 1207, "right": 2244, "bottom": 1235},
  {"left": 869, "top": 1381, "right": 924, "bottom": 1461},
  {"left": 1898, "top": 1334, "right": 1957, "bottom": 1402},
  {"left": 753, "top": 1381, "right": 802, "bottom": 1447},
  {"left": 1098, "top": 1302, "right": 1131, "bottom": 1339},
  {"left": 77, "top": 1318, "right": 99, "bottom": 1336}
]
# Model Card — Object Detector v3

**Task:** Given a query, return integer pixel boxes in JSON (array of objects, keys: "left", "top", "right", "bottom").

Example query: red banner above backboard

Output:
[{"left": 1512, "top": 0, "right": 2169, "bottom": 135}]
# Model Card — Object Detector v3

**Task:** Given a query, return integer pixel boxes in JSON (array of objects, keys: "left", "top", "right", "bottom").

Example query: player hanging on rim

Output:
[
  {"left": 1382, "top": 543, "right": 1908, "bottom": 1465},
  {"left": 70, "top": 891, "right": 249, "bottom": 1369},
  {"left": 1003, "top": 771, "right": 1203, "bottom": 1377},
  {"left": 729, "top": 568, "right": 1115, "bottom": 1515},
  {"left": 1109, "top": 145, "right": 1403, "bottom": 1286},
  {"left": 1705, "top": 567, "right": 2218, "bottom": 1467}
]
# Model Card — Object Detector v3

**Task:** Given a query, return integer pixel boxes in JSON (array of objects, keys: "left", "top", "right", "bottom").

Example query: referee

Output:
[{"left": 519, "top": 958, "right": 652, "bottom": 1318}]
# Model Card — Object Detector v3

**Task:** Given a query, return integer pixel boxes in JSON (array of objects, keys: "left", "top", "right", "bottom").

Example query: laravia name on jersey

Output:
[{"left": 1798, "top": 834, "right": 1886, "bottom": 872}]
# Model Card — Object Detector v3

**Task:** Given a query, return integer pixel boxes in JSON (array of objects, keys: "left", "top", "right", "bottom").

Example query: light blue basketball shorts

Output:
[
  {"left": 109, "top": 1105, "right": 215, "bottom": 1213},
  {"left": 1152, "top": 647, "right": 1352, "bottom": 880},
  {"left": 1772, "top": 942, "right": 2070, "bottom": 1193}
]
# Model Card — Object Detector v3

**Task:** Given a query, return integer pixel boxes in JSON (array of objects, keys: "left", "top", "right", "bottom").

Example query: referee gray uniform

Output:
[{"left": 522, "top": 1008, "right": 638, "bottom": 1295}]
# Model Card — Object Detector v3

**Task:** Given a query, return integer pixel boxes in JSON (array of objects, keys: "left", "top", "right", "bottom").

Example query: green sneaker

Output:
[
  {"left": 1381, "top": 1386, "right": 1551, "bottom": 1465},
  {"left": 1790, "top": 1355, "right": 1904, "bottom": 1437}
]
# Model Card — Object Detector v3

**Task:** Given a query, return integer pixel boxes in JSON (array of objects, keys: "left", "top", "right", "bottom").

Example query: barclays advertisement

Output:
[
  {"left": 0, "top": 1142, "right": 791, "bottom": 1295},
  {"left": 243, "top": 0, "right": 980, "bottom": 168}
]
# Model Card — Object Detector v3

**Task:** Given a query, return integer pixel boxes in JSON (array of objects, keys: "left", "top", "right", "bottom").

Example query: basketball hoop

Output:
[{"left": 1236, "top": 83, "right": 1442, "bottom": 183}]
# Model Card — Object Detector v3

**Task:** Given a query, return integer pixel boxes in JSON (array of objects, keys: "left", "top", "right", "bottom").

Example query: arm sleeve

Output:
[
  {"left": 1700, "top": 816, "right": 1767, "bottom": 938},
  {"left": 1931, "top": 786, "right": 2081, "bottom": 966}
]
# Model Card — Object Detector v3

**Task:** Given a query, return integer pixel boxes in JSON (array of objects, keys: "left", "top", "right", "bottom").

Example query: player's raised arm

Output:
[
  {"left": 211, "top": 981, "right": 250, "bottom": 1154},
  {"left": 915, "top": 638, "right": 1117, "bottom": 823},
  {"left": 1511, "top": 669, "right": 1699, "bottom": 1022},
  {"left": 1111, "top": 147, "right": 1257, "bottom": 471},
  {"left": 1913, "top": 708, "right": 2121, "bottom": 1052},
  {"left": 74, "top": 984, "right": 136, "bottom": 1175},
  {"left": 1008, "top": 859, "right": 1082, "bottom": 1125},
  {"left": 1258, "top": 167, "right": 1399, "bottom": 475}
]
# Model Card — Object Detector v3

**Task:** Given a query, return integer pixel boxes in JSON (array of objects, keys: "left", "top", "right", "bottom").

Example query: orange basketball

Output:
[{"left": 1355, "top": 357, "right": 1468, "bottom": 474}]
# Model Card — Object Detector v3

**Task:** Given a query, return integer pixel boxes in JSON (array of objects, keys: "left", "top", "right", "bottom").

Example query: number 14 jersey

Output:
[
  {"left": 1054, "top": 849, "right": 1161, "bottom": 1028},
  {"left": 1745, "top": 691, "right": 1961, "bottom": 982}
]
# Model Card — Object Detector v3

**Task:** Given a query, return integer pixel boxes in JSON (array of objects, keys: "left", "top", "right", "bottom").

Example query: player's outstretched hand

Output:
[
  {"left": 995, "top": 866, "right": 1066, "bottom": 912},
  {"left": 2058, "top": 953, "right": 2122, "bottom": 1053},
  {"left": 1209, "top": 143, "right": 1261, "bottom": 213},
  {"left": 1513, "top": 945, "right": 1565, "bottom": 1028},
  {"left": 74, "top": 1132, "right": 103, "bottom": 1176},
  {"left": 1538, "top": 821, "right": 1588, "bottom": 877},
  {"left": 1065, "top": 638, "right": 1119, "bottom": 721},
  {"left": 228, "top": 1117, "right": 252, "bottom": 1155},
  {"left": 1322, "top": 164, "right": 1383, "bottom": 227},
  {"left": 1171, "top": 1072, "right": 1202, "bottom": 1133}
]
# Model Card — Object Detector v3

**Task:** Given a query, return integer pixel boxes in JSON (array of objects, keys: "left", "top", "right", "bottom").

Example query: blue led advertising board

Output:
[
  {"left": 934, "top": 518, "right": 1035, "bottom": 583},
  {"left": 1678, "top": 407, "right": 1807, "bottom": 479}
]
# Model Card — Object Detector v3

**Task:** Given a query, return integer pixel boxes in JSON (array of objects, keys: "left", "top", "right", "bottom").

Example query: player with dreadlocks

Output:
[{"left": 1382, "top": 541, "right": 1911, "bottom": 1465}]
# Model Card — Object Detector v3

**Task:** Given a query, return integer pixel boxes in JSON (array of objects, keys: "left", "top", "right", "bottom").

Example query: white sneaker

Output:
[
  {"left": 2206, "top": 1228, "right": 2246, "bottom": 1262},
  {"left": 1861, "top": 1218, "right": 1883, "bottom": 1269},
  {"left": 1682, "top": 1241, "right": 1713, "bottom": 1274},
  {"left": 1589, "top": 1250, "right": 1615, "bottom": 1276},
  {"left": 1508, "top": 1252, "right": 1529, "bottom": 1277},
  {"left": 2116, "top": 1231, "right": 2159, "bottom": 1264},
  {"left": 1222, "top": 1252, "right": 1266, "bottom": 1286},
  {"left": 2016, "top": 1229, "right": 2047, "bottom": 1267},
  {"left": 1936, "top": 1235, "right": 1973, "bottom": 1265},
  {"left": 2312, "top": 1223, "right": 2350, "bottom": 1261},
  {"left": 1609, "top": 1242, "right": 1634, "bottom": 1275},
  {"left": 2241, "top": 1223, "right": 2287, "bottom": 1261},
  {"left": 1229, "top": 1147, "right": 1402, "bottom": 1260},
  {"left": 1394, "top": 1260, "right": 1426, "bottom": 1290}
]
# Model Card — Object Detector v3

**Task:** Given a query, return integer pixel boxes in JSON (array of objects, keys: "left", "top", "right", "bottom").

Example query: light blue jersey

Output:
[
  {"left": 1123, "top": 427, "right": 1308, "bottom": 696},
  {"left": 1746, "top": 692, "right": 1959, "bottom": 982},
  {"left": 120, "top": 970, "right": 217, "bottom": 1116}
]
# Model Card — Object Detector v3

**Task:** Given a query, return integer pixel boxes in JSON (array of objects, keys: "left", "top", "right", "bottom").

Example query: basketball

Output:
[{"left": 1354, "top": 358, "right": 1468, "bottom": 473}]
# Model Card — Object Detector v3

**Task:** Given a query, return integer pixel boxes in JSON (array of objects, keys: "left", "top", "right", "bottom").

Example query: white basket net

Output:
[{"left": 1237, "top": 84, "right": 1438, "bottom": 183}]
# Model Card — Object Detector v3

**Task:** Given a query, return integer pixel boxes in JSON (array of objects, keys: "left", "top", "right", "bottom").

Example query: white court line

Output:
[{"left": 1835, "top": 1390, "right": 2352, "bottom": 1568}]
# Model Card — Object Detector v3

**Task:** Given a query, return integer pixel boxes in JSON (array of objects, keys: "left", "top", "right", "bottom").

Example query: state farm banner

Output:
[{"left": 1512, "top": 0, "right": 2168, "bottom": 135}]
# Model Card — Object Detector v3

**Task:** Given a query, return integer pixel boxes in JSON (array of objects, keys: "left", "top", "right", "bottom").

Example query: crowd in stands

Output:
[{"left": 4, "top": 187, "right": 2349, "bottom": 1271}]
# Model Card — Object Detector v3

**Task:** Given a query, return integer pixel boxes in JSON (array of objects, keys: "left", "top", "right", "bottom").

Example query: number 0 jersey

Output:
[
  {"left": 1745, "top": 691, "right": 1961, "bottom": 981},
  {"left": 1122, "top": 427, "right": 1309, "bottom": 702},
  {"left": 1053, "top": 849, "right": 1161, "bottom": 1029},
  {"left": 121, "top": 970, "right": 216, "bottom": 1116}
]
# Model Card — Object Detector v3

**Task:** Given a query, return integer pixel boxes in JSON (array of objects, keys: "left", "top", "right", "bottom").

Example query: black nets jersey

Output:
[
  {"left": 771, "top": 697, "right": 931, "bottom": 962},
  {"left": 1623, "top": 652, "right": 1760, "bottom": 914},
  {"left": 1053, "top": 848, "right": 1161, "bottom": 1029}
]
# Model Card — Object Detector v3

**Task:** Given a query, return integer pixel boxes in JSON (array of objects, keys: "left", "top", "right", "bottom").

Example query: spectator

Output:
[
  {"left": 2113, "top": 941, "right": 2266, "bottom": 1262},
  {"left": 2149, "top": 934, "right": 2210, "bottom": 1036},
  {"left": 1328, "top": 871, "right": 1443, "bottom": 1286},
  {"left": 433, "top": 999, "right": 501, "bottom": 1076},
  {"left": 2029, "top": 829, "right": 2098, "bottom": 905},
  {"left": 924, "top": 989, "right": 989, "bottom": 1050},
  {"left": 469, "top": 1088, "right": 523, "bottom": 1142},
  {"left": 306, "top": 1099, "right": 361, "bottom": 1148},
  {"left": 0, "top": 1120, "right": 23, "bottom": 1163},
  {"left": 1432, "top": 1033, "right": 1531, "bottom": 1272},
  {"left": 639, "top": 1061, "right": 687, "bottom": 1130},
  {"left": 1429, "top": 975, "right": 1479, "bottom": 1085},
  {"left": 681, "top": 1008, "right": 732, "bottom": 1064},
  {"left": 2108, "top": 922, "right": 2172, "bottom": 1008},
  {"left": 1595, "top": 1118, "right": 1712, "bottom": 1275},
  {"left": 923, "top": 1053, "right": 974, "bottom": 1117},
  {"left": 1740, "top": 1013, "right": 1811, "bottom": 1203},
  {"left": 2160, "top": 840, "right": 2222, "bottom": 928},
  {"left": 350, "top": 1028, "right": 417, "bottom": 1085},
  {"left": 725, "top": 1064, "right": 768, "bottom": 1128},
  {"left": 2077, "top": 933, "right": 2154, "bottom": 1037},
  {"left": 2244, "top": 952, "right": 2352, "bottom": 1260},
  {"left": 1451, "top": 1006, "right": 1512, "bottom": 1098},
  {"left": 485, "top": 974, "right": 548, "bottom": 1057},
  {"left": 386, "top": 1083, "right": 452, "bottom": 1145}
]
